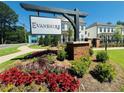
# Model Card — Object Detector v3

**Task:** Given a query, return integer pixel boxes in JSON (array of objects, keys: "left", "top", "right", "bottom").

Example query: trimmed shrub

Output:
[
  {"left": 80, "top": 57, "right": 91, "bottom": 67},
  {"left": 38, "top": 36, "right": 44, "bottom": 45},
  {"left": 57, "top": 50, "right": 67, "bottom": 61},
  {"left": 70, "top": 58, "right": 91, "bottom": 78},
  {"left": 46, "top": 54, "right": 56, "bottom": 64},
  {"left": 96, "top": 51, "right": 109, "bottom": 62},
  {"left": 91, "top": 63, "right": 116, "bottom": 82}
]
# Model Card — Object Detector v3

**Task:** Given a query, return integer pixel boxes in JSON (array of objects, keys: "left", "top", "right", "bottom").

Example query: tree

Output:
[
  {"left": 17, "top": 26, "right": 26, "bottom": 43},
  {"left": 113, "top": 25, "right": 122, "bottom": 46},
  {"left": 116, "top": 21, "right": 124, "bottom": 26},
  {"left": 38, "top": 36, "right": 44, "bottom": 45},
  {"left": 0, "top": 2, "right": 18, "bottom": 44},
  {"left": 51, "top": 35, "right": 61, "bottom": 46},
  {"left": 5, "top": 26, "right": 27, "bottom": 44},
  {"left": 44, "top": 35, "right": 52, "bottom": 46}
]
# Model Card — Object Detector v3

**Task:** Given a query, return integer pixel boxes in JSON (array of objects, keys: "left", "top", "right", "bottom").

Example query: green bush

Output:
[
  {"left": 51, "top": 35, "right": 60, "bottom": 47},
  {"left": 80, "top": 57, "right": 91, "bottom": 67},
  {"left": 70, "top": 57, "right": 91, "bottom": 78},
  {"left": 91, "top": 63, "right": 116, "bottom": 82},
  {"left": 38, "top": 35, "right": 60, "bottom": 47},
  {"left": 96, "top": 51, "right": 109, "bottom": 62},
  {"left": 57, "top": 49, "right": 67, "bottom": 61},
  {"left": 38, "top": 36, "right": 44, "bottom": 45},
  {"left": 46, "top": 54, "right": 56, "bottom": 64},
  {"left": 50, "top": 65, "right": 65, "bottom": 74},
  {"left": 89, "top": 48, "right": 94, "bottom": 56},
  {"left": 44, "top": 35, "right": 51, "bottom": 46},
  {"left": 120, "top": 85, "right": 124, "bottom": 92}
]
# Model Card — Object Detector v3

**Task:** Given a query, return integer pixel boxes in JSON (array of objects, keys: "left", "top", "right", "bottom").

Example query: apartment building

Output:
[
  {"left": 86, "top": 22, "right": 124, "bottom": 47},
  {"left": 56, "top": 16, "right": 86, "bottom": 43},
  {"left": 86, "top": 22, "right": 115, "bottom": 40}
]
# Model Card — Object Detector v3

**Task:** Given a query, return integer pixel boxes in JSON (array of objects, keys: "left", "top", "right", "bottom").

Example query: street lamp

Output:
[{"left": 102, "top": 34, "right": 107, "bottom": 52}]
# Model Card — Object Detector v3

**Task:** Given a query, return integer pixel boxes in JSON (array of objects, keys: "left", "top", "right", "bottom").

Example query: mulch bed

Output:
[
  {"left": 79, "top": 60, "right": 124, "bottom": 92},
  {"left": 6, "top": 50, "right": 124, "bottom": 92}
]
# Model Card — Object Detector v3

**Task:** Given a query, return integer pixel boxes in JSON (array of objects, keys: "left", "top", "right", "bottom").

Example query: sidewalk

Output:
[
  {"left": 0, "top": 45, "right": 46, "bottom": 64},
  {"left": 93, "top": 47, "right": 124, "bottom": 50},
  {"left": 0, "top": 46, "right": 124, "bottom": 64}
]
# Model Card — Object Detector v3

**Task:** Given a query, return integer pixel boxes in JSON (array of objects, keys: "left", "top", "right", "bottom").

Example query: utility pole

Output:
[{"left": 104, "top": 34, "right": 107, "bottom": 52}]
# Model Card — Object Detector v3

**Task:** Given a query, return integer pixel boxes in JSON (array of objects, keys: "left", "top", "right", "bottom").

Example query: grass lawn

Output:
[
  {"left": 0, "top": 46, "right": 20, "bottom": 57},
  {"left": 95, "top": 49, "right": 124, "bottom": 69},
  {"left": 28, "top": 44, "right": 50, "bottom": 49},
  {"left": 0, "top": 52, "right": 33, "bottom": 72},
  {"left": 108, "top": 49, "right": 124, "bottom": 68}
]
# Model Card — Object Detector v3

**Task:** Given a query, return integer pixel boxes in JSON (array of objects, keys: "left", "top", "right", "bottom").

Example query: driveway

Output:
[
  {"left": 0, "top": 43, "right": 27, "bottom": 49},
  {"left": 0, "top": 45, "right": 46, "bottom": 64}
]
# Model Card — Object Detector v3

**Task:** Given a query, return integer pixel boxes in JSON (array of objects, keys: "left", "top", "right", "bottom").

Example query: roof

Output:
[{"left": 87, "top": 22, "right": 115, "bottom": 29}]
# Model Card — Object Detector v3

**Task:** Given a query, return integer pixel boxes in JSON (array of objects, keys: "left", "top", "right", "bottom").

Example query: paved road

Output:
[
  {"left": 0, "top": 43, "right": 27, "bottom": 49},
  {"left": 0, "top": 45, "right": 46, "bottom": 64}
]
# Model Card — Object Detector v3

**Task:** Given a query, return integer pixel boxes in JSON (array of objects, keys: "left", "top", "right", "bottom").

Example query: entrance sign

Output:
[
  {"left": 20, "top": 3, "right": 90, "bottom": 60},
  {"left": 30, "top": 16, "right": 61, "bottom": 35},
  {"left": 20, "top": 3, "right": 87, "bottom": 41}
]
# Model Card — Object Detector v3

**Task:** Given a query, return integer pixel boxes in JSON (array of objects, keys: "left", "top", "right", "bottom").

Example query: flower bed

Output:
[{"left": 0, "top": 67, "right": 79, "bottom": 92}]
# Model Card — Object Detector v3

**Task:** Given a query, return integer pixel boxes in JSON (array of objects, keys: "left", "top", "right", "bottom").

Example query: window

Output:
[
  {"left": 64, "top": 24, "right": 68, "bottom": 31},
  {"left": 104, "top": 28, "right": 106, "bottom": 32},
  {"left": 108, "top": 35, "right": 109, "bottom": 39},
  {"left": 100, "top": 27, "right": 102, "bottom": 32},
  {"left": 32, "top": 40, "right": 37, "bottom": 43},
  {"left": 111, "top": 28, "right": 113, "bottom": 32},
  {"left": 61, "top": 23, "right": 65, "bottom": 30},
  {"left": 85, "top": 31, "right": 87, "bottom": 35},
  {"left": 108, "top": 28, "right": 110, "bottom": 32}
]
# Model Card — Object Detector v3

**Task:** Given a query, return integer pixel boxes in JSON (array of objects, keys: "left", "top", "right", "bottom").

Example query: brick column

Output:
[{"left": 66, "top": 41, "right": 90, "bottom": 60}]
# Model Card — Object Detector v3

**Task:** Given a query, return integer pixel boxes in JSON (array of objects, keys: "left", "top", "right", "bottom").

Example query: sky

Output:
[{"left": 3, "top": 1, "right": 124, "bottom": 31}]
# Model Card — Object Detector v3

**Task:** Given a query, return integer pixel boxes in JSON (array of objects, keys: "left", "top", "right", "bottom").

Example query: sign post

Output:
[
  {"left": 20, "top": 3, "right": 90, "bottom": 60},
  {"left": 20, "top": 3, "right": 87, "bottom": 41}
]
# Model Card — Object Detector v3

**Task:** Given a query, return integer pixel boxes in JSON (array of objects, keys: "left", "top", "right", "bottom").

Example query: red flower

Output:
[{"left": 0, "top": 67, "right": 80, "bottom": 92}]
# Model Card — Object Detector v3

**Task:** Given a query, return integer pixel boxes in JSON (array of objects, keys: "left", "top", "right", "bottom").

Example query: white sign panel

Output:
[{"left": 30, "top": 16, "right": 61, "bottom": 34}]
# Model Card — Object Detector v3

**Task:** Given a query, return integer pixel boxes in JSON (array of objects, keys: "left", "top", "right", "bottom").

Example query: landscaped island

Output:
[{"left": 0, "top": 47, "right": 124, "bottom": 92}]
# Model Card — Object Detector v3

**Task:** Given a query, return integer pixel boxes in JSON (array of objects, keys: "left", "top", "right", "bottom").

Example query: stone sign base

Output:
[{"left": 66, "top": 41, "right": 90, "bottom": 60}]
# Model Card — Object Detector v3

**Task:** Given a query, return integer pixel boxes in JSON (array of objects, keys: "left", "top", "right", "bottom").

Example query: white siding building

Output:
[
  {"left": 86, "top": 22, "right": 115, "bottom": 41},
  {"left": 56, "top": 16, "right": 86, "bottom": 43}
]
